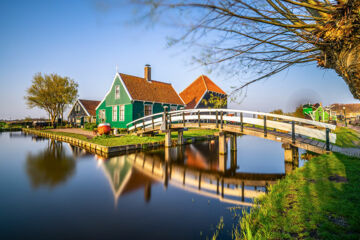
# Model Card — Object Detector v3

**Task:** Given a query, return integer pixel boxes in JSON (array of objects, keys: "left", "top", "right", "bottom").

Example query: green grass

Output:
[
  {"left": 334, "top": 127, "right": 360, "bottom": 148},
  {"left": 44, "top": 129, "right": 217, "bottom": 147},
  {"left": 235, "top": 153, "right": 360, "bottom": 239}
]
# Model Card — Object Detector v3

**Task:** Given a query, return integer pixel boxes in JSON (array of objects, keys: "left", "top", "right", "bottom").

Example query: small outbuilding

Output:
[
  {"left": 96, "top": 65, "right": 185, "bottom": 128},
  {"left": 67, "top": 99, "right": 100, "bottom": 126},
  {"left": 179, "top": 75, "right": 227, "bottom": 109}
]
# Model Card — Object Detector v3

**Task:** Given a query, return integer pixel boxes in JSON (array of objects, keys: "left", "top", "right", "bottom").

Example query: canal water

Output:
[{"left": 0, "top": 132, "right": 306, "bottom": 240}]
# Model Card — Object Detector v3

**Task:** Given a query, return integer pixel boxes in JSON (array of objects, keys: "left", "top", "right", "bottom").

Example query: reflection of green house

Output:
[
  {"left": 100, "top": 156, "right": 156, "bottom": 205},
  {"left": 96, "top": 65, "right": 185, "bottom": 128}
]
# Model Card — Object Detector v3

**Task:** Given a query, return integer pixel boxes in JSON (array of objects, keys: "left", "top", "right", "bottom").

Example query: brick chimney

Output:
[{"left": 144, "top": 64, "right": 151, "bottom": 82}]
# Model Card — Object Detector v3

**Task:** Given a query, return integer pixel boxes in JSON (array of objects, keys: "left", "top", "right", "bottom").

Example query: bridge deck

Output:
[{"left": 135, "top": 122, "right": 331, "bottom": 154}]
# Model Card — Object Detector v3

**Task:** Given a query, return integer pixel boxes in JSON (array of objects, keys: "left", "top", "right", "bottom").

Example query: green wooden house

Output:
[
  {"left": 303, "top": 103, "right": 336, "bottom": 122},
  {"left": 96, "top": 65, "right": 185, "bottom": 128}
]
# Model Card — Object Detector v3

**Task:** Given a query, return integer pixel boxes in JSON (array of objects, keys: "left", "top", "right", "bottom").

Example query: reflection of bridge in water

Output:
[{"left": 98, "top": 141, "right": 299, "bottom": 207}]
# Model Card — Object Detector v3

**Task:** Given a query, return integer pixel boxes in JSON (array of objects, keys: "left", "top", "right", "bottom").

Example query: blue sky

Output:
[{"left": 0, "top": 0, "right": 357, "bottom": 119}]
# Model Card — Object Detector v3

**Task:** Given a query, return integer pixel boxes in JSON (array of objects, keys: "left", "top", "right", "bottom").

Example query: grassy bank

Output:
[
  {"left": 0, "top": 122, "right": 23, "bottom": 132},
  {"left": 44, "top": 129, "right": 217, "bottom": 147},
  {"left": 334, "top": 127, "right": 360, "bottom": 148},
  {"left": 235, "top": 153, "right": 360, "bottom": 239}
]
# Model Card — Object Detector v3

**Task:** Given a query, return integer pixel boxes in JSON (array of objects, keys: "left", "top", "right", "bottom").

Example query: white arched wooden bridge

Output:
[{"left": 127, "top": 108, "right": 337, "bottom": 154}]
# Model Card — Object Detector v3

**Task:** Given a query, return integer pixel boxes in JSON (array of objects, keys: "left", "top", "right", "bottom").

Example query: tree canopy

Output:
[
  {"left": 25, "top": 73, "right": 78, "bottom": 124},
  {"left": 135, "top": 0, "right": 360, "bottom": 99}
]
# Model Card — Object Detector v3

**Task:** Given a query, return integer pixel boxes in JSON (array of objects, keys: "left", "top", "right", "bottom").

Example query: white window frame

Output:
[
  {"left": 119, "top": 105, "right": 125, "bottom": 121},
  {"left": 99, "top": 110, "right": 106, "bottom": 122},
  {"left": 115, "top": 85, "right": 120, "bottom": 99},
  {"left": 144, "top": 104, "right": 153, "bottom": 116},
  {"left": 112, "top": 106, "right": 117, "bottom": 121}
]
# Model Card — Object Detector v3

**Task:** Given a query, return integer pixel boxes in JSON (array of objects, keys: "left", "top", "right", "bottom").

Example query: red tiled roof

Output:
[
  {"left": 120, "top": 73, "right": 184, "bottom": 105},
  {"left": 179, "top": 75, "right": 227, "bottom": 109},
  {"left": 79, "top": 99, "right": 100, "bottom": 116}
]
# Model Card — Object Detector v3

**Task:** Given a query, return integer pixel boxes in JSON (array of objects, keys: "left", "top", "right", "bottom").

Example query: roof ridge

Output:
[
  {"left": 79, "top": 99, "right": 100, "bottom": 102},
  {"left": 202, "top": 75, "right": 227, "bottom": 95},
  {"left": 201, "top": 75, "right": 208, "bottom": 90},
  {"left": 119, "top": 72, "right": 171, "bottom": 85}
]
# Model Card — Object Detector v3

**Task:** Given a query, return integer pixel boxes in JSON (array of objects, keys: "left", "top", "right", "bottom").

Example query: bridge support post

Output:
[
  {"left": 230, "top": 133, "right": 237, "bottom": 151},
  {"left": 230, "top": 151, "right": 237, "bottom": 176},
  {"left": 219, "top": 154, "right": 227, "bottom": 172},
  {"left": 282, "top": 143, "right": 299, "bottom": 174},
  {"left": 219, "top": 132, "right": 227, "bottom": 155},
  {"left": 165, "top": 147, "right": 171, "bottom": 162},
  {"left": 164, "top": 130, "right": 172, "bottom": 148},
  {"left": 177, "top": 130, "right": 184, "bottom": 145}
]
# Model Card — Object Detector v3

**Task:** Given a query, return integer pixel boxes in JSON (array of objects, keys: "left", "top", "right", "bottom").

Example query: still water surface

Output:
[{"left": 0, "top": 132, "right": 305, "bottom": 239}]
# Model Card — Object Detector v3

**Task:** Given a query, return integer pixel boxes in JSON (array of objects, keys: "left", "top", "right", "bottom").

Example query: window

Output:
[
  {"left": 112, "top": 106, "right": 117, "bottom": 121},
  {"left": 119, "top": 105, "right": 125, "bottom": 121},
  {"left": 75, "top": 104, "right": 80, "bottom": 113},
  {"left": 170, "top": 106, "right": 177, "bottom": 112},
  {"left": 115, "top": 85, "right": 120, "bottom": 99},
  {"left": 144, "top": 104, "right": 152, "bottom": 116},
  {"left": 99, "top": 110, "right": 106, "bottom": 122}
]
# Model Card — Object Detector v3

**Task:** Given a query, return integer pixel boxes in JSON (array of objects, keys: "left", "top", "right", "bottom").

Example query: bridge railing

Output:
[{"left": 126, "top": 109, "right": 337, "bottom": 147}]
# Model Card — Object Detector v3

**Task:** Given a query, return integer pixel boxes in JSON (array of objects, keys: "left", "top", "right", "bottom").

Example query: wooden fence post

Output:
[
  {"left": 198, "top": 110, "right": 201, "bottom": 127},
  {"left": 183, "top": 111, "right": 185, "bottom": 127},
  {"left": 169, "top": 113, "right": 172, "bottom": 128},
  {"left": 292, "top": 121, "right": 295, "bottom": 144},
  {"left": 240, "top": 112, "right": 243, "bottom": 132},
  {"left": 216, "top": 111, "right": 219, "bottom": 128},
  {"left": 264, "top": 116, "right": 267, "bottom": 137},
  {"left": 220, "top": 111, "right": 223, "bottom": 129},
  {"left": 326, "top": 128, "right": 330, "bottom": 151}
]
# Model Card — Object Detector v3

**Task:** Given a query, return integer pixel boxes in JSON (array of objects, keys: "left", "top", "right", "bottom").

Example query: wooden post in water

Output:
[
  {"left": 219, "top": 153, "right": 227, "bottom": 172},
  {"left": 177, "top": 130, "right": 184, "bottom": 145},
  {"left": 198, "top": 172, "right": 202, "bottom": 190},
  {"left": 221, "top": 178, "right": 224, "bottom": 198},
  {"left": 230, "top": 134, "right": 237, "bottom": 151},
  {"left": 165, "top": 146, "right": 170, "bottom": 161},
  {"left": 219, "top": 132, "right": 227, "bottom": 155},
  {"left": 283, "top": 143, "right": 299, "bottom": 175},
  {"left": 164, "top": 130, "right": 171, "bottom": 148}
]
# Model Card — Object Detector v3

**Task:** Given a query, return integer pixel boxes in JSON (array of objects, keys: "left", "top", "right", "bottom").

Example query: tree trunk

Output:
[{"left": 323, "top": 43, "right": 360, "bottom": 99}]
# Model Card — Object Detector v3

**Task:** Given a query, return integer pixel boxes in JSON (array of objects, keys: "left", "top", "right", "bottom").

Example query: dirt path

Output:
[{"left": 49, "top": 128, "right": 96, "bottom": 138}]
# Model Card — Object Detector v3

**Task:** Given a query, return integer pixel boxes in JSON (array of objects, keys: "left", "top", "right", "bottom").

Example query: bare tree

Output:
[
  {"left": 25, "top": 73, "right": 78, "bottom": 126},
  {"left": 134, "top": 0, "right": 360, "bottom": 99}
]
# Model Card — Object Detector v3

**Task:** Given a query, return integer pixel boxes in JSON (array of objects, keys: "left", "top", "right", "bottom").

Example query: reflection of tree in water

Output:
[{"left": 26, "top": 139, "right": 75, "bottom": 189}]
